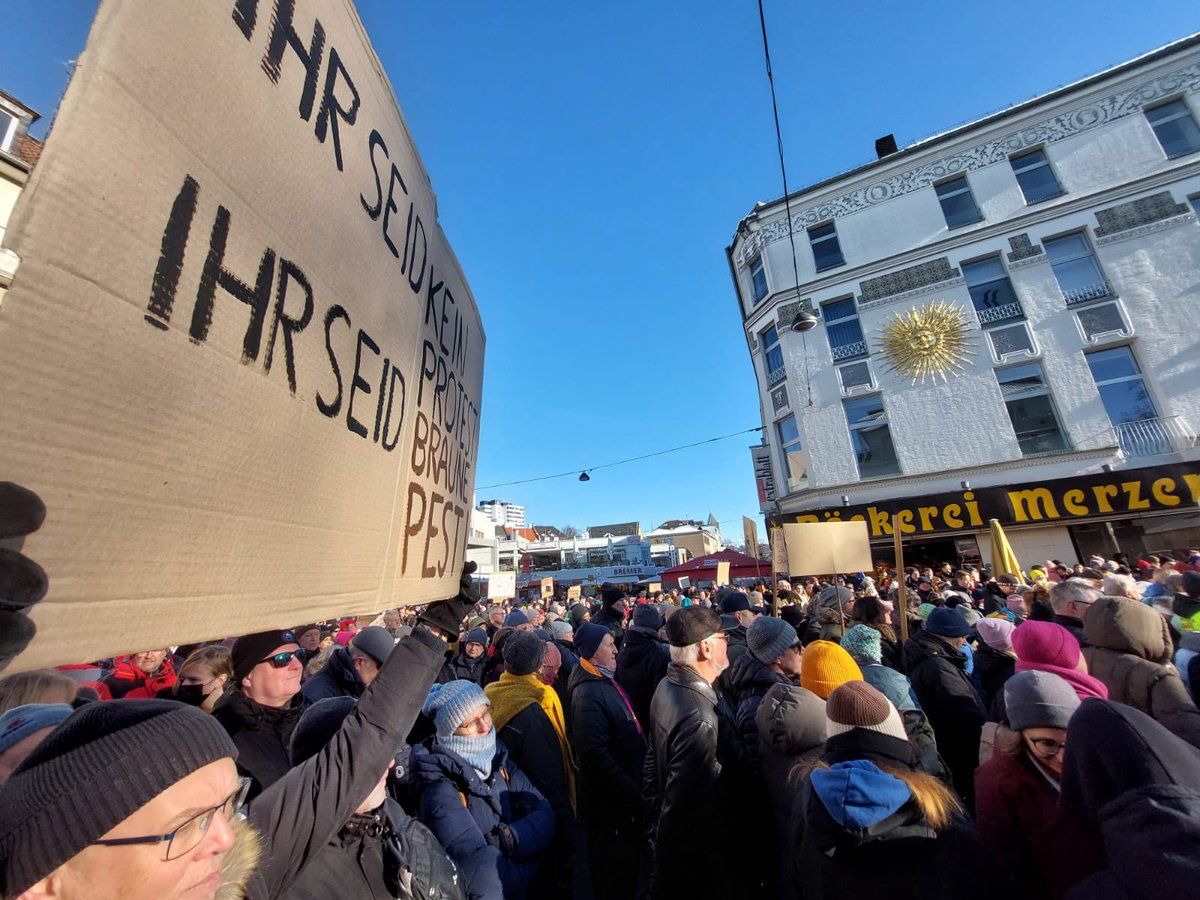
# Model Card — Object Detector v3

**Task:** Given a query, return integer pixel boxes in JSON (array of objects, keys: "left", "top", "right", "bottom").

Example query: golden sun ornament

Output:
[{"left": 877, "top": 300, "right": 975, "bottom": 385}]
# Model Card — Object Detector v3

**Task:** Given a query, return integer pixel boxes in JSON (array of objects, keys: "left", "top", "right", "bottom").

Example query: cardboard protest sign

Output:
[
  {"left": 714, "top": 561, "right": 730, "bottom": 586},
  {"left": 0, "top": 0, "right": 485, "bottom": 671},
  {"left": 645, "top": 582, "right": 662, "bottom": 594},
  {"left": 678, "top": 576, "right": 691, "bottom": 590},
  {"left": 771, "top": 526, "right": 789, "bottom": 575},
  {"left": 742, "top": 516, "right": 759, "bottom": 560},
  {"left": 566, "top": 585, "right": 581, "bottom": 601},
  {"left": 488, "top": 572, "right": 516, "bottom": 601},
  {"left": 540, "top": 577, "right": 554, "bottom": 599},
  {"left": 782, "top": 522, "right": 873, "bottom": 576}
]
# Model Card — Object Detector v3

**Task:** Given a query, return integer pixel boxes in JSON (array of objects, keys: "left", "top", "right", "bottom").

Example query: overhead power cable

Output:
[{"left": 475, "top": 426, "right": 765, "bottom": 490}]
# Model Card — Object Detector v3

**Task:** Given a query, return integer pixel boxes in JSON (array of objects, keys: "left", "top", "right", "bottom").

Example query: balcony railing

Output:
[
  {"left": 976, "top": 301, "right": 1024, "bottom": 326},
  {"left": 831, "top": 340, "right": 868, "bottom": 362},
  {"left": 1115, "top": 416, "right": 1197, "bottom": 457},
  {"left": 766, "top": 365, "right": 787, "bottom": 386},
  {"left": 1063, "top": 279, "right": 1114, "bottom": 306}
]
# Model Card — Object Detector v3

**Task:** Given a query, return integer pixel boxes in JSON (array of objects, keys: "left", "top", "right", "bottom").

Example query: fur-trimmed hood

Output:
[{"left": 216, "top": 816, "right": 263, "bottom": 900}]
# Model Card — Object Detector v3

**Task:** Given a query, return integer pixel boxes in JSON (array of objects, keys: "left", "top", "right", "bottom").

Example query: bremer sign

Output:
[
  {"left": 769, "top": 464, "right": 1200, "bottom": 540},
  {"left": 0, "top": 0, "right": 485, "bottom": 670}
]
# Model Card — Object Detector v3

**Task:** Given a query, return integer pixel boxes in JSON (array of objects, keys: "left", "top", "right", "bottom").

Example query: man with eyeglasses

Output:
[
  {"left": 1049, "top": 579, "right": 1100, "bottom": 645},
  {"left": 0, "top": 566, "right": 478, "bottom": 900},
  {"left": 212, "top": 629, "right": 311, "bottom": 800}
]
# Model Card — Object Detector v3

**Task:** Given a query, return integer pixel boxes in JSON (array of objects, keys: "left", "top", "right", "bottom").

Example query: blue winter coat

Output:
[{"left": 409, "top": 739, "right": 554, "bottom": 900}]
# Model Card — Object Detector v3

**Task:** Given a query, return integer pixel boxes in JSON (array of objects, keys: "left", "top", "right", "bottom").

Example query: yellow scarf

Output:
[{"left": 485, "top": 672, "right": 576, "bottom": 810}]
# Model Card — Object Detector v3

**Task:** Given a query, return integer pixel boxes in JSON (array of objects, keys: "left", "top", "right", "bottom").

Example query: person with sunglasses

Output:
[
  {"left": 0, "top": 565, "right": 477, "bottom": 900},
  {"left": 212, "top": 629, "right": 311, "bottom": 800},
  {"left": 975, "top": 671, "right": 1091, "bottom": 900}
]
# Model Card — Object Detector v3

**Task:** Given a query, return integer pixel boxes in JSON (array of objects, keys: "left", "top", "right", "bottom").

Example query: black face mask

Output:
[{"left": 175, "top": 683, "right": 210, "bottom": 707}]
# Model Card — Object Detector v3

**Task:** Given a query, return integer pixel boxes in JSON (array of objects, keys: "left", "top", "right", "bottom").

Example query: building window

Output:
[
  {"left": 1191, "top": 194, "right": 1200, "bottom": 218},
  {"left": 962, "top": 256, "right": 1022, "bottom": 325},
  {"left": 822, "top": 298, "right": 867, "bottom": 362},
  {"left": 0, "top": 111, "right": 15, "bottom": 154},
  {"left": 843, "top": 395, "right": 901, "bottom": 479},
  {"left": 1085, "top": 346, "right": 1159, "bottom": 425},
  {"left": 761, "top": 323, "right": 785, "bottom": 384},
  {"left": 776, "top": 415, "right": 808, "bottom": 491},
  {"left": 808, "top": 222, "right": 845, "bottom": 272},
  {"left": 1044, "top": 232, "right": 1110, "bottom": 305},
  {"left": 749, "top": 255, "right": 769, "bottom": 303},
  {"left": 1145, "top": 99, "right": 1200, "bottom": 159},
  {"left": 995, "top": 363, "right": 1068, "bottom": 455},
  {"left": 935, "top": 176, "right": 983, "bottom": 228},
  {"left": 1010, "top": 149, "right": 1063, "bottom": 204}
]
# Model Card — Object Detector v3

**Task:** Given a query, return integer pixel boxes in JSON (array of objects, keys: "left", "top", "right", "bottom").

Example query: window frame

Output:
[
  {"left": 1084, "top": 344, "right": 1160, "bottom": 425},
  {"left": 994, "top": 362, "right": 1069, "bottom": 455},
  {"left": 749, "top": 254, "right": 769, "bottom": 304},
  {"left": 1043, "top": 230, "right": 1110, "bottom": 306},
  {"left": 842, "top": 394, "right": 902, "bottom": 479},
  {"left": 961, "top": 254, "right": 1023, "bottom": 326},
  {"left": 776, "top": 414, "right": 808, "bottom": 492},
  {"left": 808, "top": 221, "right": 845, "bottom": 272},
  {"left": 821, "top": 296, "right": 868, "bottom": 362},
  {"left": 1009, "top": 147, "right": 1064, "bottom": 204},
  {"left": 761, "top": 322, "right": 785, "bottom": 383},
  {"left": 1144, "top": 97, "right": 1200, "bottom": 160},
  {"left": 935, "top": 175, "right": 984, "bottom": 229}
]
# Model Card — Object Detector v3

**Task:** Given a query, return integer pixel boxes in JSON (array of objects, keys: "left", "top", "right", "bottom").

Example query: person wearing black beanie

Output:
[
  {"left": 0, "top": 579, "right": 473, "bottom": 900},
  {"left": 591, "top": 584, "right": 627, "bottom": 650}
]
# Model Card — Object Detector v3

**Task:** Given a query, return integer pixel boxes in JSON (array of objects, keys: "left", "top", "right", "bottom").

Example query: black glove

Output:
[
  {"left": 0, "top": 482, "right": 48, "bottom": 672},
  {"left": 485, "top": 823, "right": 517, "bottom": 856},
  {"left": 418, "top": 561, "right": 479, "bottom": 638}
]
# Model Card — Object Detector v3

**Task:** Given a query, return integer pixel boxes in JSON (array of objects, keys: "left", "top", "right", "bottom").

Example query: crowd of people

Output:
[{"left": 2, "top": 552, "right": 1200, "bottom": 899}]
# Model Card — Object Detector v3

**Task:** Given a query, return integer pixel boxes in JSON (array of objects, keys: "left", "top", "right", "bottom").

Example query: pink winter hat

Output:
[
  {"left": 1012, "top": 621, "right": 1108, "bottom": 700},
  {"left": 976, "top": 618, "right": 1015, "bottom": 652}
]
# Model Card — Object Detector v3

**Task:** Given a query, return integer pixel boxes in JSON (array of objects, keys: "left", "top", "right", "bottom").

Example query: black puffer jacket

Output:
[
  {"left": 214, "top": 688, "right": 309, "bottom": 799},
  {"left": 568, "top": 662, "right": 646, "bottom": 820},
  {"left": 437, "top": 650, "right": 486, "bottom": 685},
  {"left": 590, "top": 604, "right": 625, "bottom": 649},
  {"left": 643, "top": 663, "right": 741, "bottom": 898},
  {"left": 614, "top": 626, "right": 669, "bottom": 731},
  {"left": 903, "top": 632, "right": 986, "bottom": 807},
  {"left": 727, "top": 649, "right": 794, "bottom": 774},
  {"left": 240, "top": 628, "right": 447, "bottom": 900},
  {"left": 302, "top": 647, "right": 365, "bottom": 702},
  {"left": 971, "top": 642, "right": 1016, "bottom": 711}
]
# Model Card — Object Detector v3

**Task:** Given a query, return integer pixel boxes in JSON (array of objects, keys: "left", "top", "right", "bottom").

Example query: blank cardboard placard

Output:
[
  {"left": 678, "top": 576, "right": 691, "bottom": 591},
  {"left": 0, "top": 0, "right": 485, "bottom": 671},
  {"left": 489, "top": 572, "right": 516, "bottom": 601},
  {"left": 742, "top": 516, "right": 758, "bottom": 560},
  {"left": 781, "top": 522, "right": 873, "bottom": 575},
  {"left": 714, "top": 560, "right": 731, "bottom": 586}
]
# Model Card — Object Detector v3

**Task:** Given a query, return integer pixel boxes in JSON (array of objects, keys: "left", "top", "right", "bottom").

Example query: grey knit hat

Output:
[
  {"left": 549, "top": 620, "right": 573, "bottom": 641},
  {"left": 1005, "top": 670, "right": 1081, "bottom": 731},
  {"left": 748, "top": 615, "right": 798, "bottom": 665},
  {"left": 0, "top": 700, "right": 237, "bottom": 897},
  {"left": 423, "top": 680, "right": 489, "bottom": 735}
]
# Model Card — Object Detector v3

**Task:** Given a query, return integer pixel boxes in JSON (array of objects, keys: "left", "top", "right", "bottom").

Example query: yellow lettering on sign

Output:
[
  {"left": 1009, "top": 488, "right": 1061, "bottom": 523},
  {"left": 894, "top": 509, "right": 916, "bottom": 534},
  {"left": 867, "top": 506, "right": 893, "bottom": 537},
  {"left": 1062, "top": 489, "right": 1088, "bottom": 516},
  {"left": 943, "top": 503, "right": 964, "bottom": 528},
  {"left": 1092, "top": 484, "right": 1118, "bottom": 513},
  {"left": 1152, "top": 477, "right": 1180, "bottom": 507},
  {"left": 1122, "top": 481, "right": 1150, "bottom": 511},
  {"left": 1184, "top": 474, "right": 1200, "bottom": 503},
  {"left": 795, "top": 515, "right": 819, "bottom": 524},
  {"left": 918, "top": 506, "right": 939, "bottom": 532},
  {"left": 963, "top": 492, "right": 983, "bottom": 527}
]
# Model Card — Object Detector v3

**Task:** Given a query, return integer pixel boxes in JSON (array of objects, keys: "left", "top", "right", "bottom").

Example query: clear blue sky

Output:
[{"left": 4, "top": 1, "right": 1196, "bottom": 537}]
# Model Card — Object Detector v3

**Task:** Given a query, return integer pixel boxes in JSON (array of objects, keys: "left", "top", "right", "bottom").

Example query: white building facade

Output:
[
  {"left": 477, "top": 498, "right": 527, "bottom": 529},
  {"left": 730, "top": 36, "right": 1200, "bottom": 567}
]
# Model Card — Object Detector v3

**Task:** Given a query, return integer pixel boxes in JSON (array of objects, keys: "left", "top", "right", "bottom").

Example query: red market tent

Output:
[{"left": 659, "top": 549, "right": 767, "bottom": 587}]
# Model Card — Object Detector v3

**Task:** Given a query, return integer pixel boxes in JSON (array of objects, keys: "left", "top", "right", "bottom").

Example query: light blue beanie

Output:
[
  {"left": 841, "top": 624, "right": 882, "bottom": 666},
  {"left": 423, "top": 680, "right": 489, "bottom": 736}
]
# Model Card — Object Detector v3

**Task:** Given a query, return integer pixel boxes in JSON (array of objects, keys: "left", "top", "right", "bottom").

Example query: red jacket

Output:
[
  {"left": 975, "top": 751, "right": 1101, "bottom": 899},
  {"left": 100, "top": 654, "right": 177, "bottom": 700}
]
